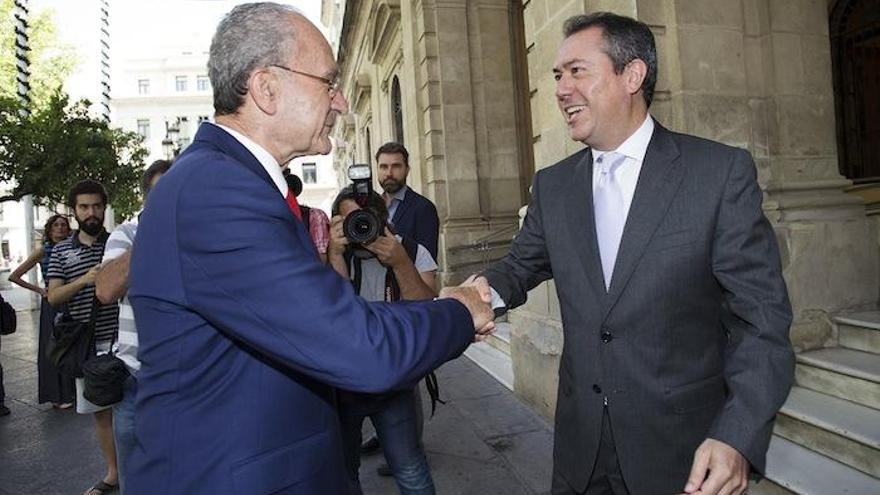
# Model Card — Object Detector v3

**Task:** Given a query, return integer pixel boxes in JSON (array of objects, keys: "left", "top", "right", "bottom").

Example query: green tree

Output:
[
  {"left": 0, "top": 91, "right": 148, "bottom": 220},
  {"left": 0, "top": 0, "right": 78, "bottom": 109}
]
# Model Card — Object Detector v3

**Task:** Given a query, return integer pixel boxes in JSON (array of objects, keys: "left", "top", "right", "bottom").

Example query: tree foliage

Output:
[
  {"left": 0, "top": 0, "right": 78, "bottom": 110},
  {"left": 0, "top": 91, "right": 148, "bottom": 220}
]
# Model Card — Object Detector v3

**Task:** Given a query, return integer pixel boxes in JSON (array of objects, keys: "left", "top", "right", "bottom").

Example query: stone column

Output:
[{"left": 410, "top": 0, "right": 524, "bottom": 284}]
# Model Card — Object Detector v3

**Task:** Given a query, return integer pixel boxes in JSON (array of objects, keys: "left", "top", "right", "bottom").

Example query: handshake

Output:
[{"left": 438, "top": 275, "right": 496, "bottom": 342}]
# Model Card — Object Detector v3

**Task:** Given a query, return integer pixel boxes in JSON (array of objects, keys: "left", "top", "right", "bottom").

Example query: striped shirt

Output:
[
  {"left": 47, "top": 232, "right": 119, "bottom": 346},
  {"left": 103, "top": 220, "right": 139, "bottom": 374}
]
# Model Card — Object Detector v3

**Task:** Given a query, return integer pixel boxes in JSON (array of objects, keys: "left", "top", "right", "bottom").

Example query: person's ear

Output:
[
  {"left": 624, "top": 58, "right": 648, "bottom": 97},
  {"left": 248, "top": 68, "right": 281, "bottom": 115}
]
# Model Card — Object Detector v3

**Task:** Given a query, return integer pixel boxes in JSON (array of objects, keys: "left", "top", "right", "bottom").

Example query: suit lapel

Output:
[
  {"left": 604, "top": 123, "right": 683, "bottom": 314},
  {"left": 391, "top": 189, "right": 414, "bottom": 225},
  {"left": 563, "top": 149, "right": 608, "bottom": 301}
]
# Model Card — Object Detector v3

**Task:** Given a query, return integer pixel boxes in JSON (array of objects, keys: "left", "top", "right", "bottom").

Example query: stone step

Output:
[
  {"left": 795, "top": 348, "right": 880, "bottom": 410},
  {"left": 464, "top": 339, "right": 514, "bottom": 391},
  {"left": 775, "top": 387, "right": 880, "bottom": 477},
  {"left": 485, "top": 321, "right": 511, "bottom": 355},
  {"left": 835, "top": 312, "right": 880, "bottom": 354},
  {"left": 759, "top": 435, "right": 880, "bottom": 494}
]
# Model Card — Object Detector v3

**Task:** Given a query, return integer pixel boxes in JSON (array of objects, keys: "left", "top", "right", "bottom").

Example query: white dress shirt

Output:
[
  {"left": 590, "top": 114, "right": 655, "bottom": 222},
  {"left": 212, "top": 123, "right": 289, "bottom": 198},
  {"left": 490, "top": 114, "right": 656, "bottom": 309}
]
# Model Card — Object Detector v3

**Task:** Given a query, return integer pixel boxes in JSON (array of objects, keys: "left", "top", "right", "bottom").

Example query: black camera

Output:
[{"left": 343, "top": 164, "right": 385, "bottom": 249}]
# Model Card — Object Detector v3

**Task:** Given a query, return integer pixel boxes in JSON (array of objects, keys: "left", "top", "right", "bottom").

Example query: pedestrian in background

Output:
[
  {"left": 95, "top": 159, "right": 172, "bottom": 494},
  {"left": 329, "top": 187, "right": 441, "bottom": 494},
  {"left": 9, "top": 214, "right": 74, "bottom": 409},
  {"left": 363, "top": 141, "right": 441, "bottom": 473},
  {"left": 283, "top": 169, "right": 330, "bottom": 262},
  {"left": 47, "top": 180, "right": 120, "bottom": 495}
]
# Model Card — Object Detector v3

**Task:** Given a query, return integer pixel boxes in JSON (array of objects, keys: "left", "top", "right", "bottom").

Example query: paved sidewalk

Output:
[{"left": 0, "top": 286, "right": 553, "bottom": 494}]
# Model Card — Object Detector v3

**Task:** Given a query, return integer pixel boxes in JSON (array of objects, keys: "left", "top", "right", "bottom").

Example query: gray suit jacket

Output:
[{"left": 485, "top": 122, "right": 794, "bottom": 494}]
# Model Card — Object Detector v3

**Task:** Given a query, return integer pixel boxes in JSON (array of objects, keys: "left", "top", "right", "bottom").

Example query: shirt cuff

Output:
[{"left": 490, "top": 287, "right": 506, "bottom": 311}]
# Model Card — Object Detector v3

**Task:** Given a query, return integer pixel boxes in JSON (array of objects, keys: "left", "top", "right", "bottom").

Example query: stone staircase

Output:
[
  {"left": 463, "top": 321, "right": 514, "bottom": 390},
  {"left": 752, "top": 312, "right": 880, "bottom": 494}
]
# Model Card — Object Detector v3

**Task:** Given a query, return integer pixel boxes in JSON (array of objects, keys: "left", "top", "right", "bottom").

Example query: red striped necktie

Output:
[{"left": 285, "top": 191, "right": 303, "bottom": 221}]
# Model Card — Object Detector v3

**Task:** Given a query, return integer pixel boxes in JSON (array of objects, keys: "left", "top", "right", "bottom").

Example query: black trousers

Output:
[{"left": 552, "top": 408, "right": 631, "bottom": 495}]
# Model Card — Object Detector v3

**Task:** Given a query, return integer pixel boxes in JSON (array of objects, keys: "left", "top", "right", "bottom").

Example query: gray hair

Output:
[
  {"left": 208, "top": 2, "right": 301, "bottom": 115},
  {"left": 563, "top": 12, "right": 658, "bottom": 107}
]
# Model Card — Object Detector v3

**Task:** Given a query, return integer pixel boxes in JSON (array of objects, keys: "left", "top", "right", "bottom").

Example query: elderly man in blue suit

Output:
[{"left": 126, "top": 3, "right": 494, "bottom": 494}]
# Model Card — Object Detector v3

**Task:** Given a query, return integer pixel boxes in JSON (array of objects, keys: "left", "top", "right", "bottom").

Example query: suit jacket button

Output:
[
  {"left": 592, "top": 384, "right": 602, "bottom": 394},
  {"left": 601, "top": 331, "right": 613, "bottom": 343}
]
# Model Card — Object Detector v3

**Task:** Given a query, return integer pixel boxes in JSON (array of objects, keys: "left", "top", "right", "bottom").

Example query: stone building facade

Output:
[{"left": 331, "top": 0, "right": 879, "bottom": 425}]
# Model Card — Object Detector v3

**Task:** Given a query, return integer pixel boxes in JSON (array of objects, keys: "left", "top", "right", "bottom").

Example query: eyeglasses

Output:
[{"left": 270, "top": 64, "right": 340, "bottom": 98}]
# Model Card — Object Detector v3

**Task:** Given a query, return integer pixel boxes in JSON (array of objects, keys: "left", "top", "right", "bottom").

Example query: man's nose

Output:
[
  {"left": 555, "top": 75, "right": 572, "bottom": 100},
  {"left": 333, "top": 91, "right": 349, "bottom": 114}
]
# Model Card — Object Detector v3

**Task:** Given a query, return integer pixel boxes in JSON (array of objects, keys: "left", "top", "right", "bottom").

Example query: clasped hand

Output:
[{"left": 438, "top": 275, "right": 495, "bottom": 341}]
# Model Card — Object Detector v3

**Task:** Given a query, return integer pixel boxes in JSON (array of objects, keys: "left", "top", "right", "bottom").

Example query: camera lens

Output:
[{"left": 343, "top": 209, "right": 382, "bottom": 245}]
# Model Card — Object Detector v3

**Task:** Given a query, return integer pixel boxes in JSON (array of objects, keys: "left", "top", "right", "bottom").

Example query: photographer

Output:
[{"left": 329, "top": 185, "right": 438, "bottom": 495}]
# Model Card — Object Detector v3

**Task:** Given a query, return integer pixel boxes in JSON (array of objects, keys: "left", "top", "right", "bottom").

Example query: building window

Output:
[
  {"left": 137, "top": 119, "right": 150, "bottom": 139},
  {"left": 175, "top": 75, "right": 188, "bottom": 92},
  {"left": 197, "top": 75, "right": 210, "bottom": 92},
  {"left": 391, "top": 76, "right": 404, "bottom": 145},
  {"left": 138, "top": 79, "right": 150, "bottom": 94},
  {"left": 302, "top": 163, "right": 317, "bottom": 184},
  {"left": 197, "top": 115, "right": 210, "bottom": 123}
]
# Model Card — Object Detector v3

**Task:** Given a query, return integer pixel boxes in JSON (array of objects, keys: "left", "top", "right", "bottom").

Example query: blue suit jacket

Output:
[
  {"left": 391, "top": 187, "right": 440, "bottom": 260},
  {"left": 127, "top": 123, "right": 473, "bottom": 494}
]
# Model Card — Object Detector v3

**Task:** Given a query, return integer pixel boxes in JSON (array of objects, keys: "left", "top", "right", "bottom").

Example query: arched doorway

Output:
[{"left": 831, "top": 0, "right": 880, "bottom": 182}]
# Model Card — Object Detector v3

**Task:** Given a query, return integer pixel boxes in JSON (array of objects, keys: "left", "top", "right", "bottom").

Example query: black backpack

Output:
[{"left": 0, "top": 294, "right": 17, "bottom": 335}]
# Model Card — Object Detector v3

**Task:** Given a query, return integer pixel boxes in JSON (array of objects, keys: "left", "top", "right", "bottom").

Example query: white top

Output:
[
  {"left": 590, "top": 114, "right": 654, "bottom": 221},
  {"left": 354, "top": 235, "right": 437, "bottom": 303},
  {"left": 103, "top": 219, "right": 140, "bottom": 374},
  {"left": 212, "top": 122, "right": 288, "bottom": 198}
]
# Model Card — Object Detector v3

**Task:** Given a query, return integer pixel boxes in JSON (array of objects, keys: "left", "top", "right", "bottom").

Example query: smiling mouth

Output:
[{"left": 564, "top": 105, "right": 587, "bottom": 122}]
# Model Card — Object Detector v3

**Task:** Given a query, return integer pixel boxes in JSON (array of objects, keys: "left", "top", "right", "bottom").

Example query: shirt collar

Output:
[
  {"left": 212, "top": 123, "right": 288, "bottom": 197},
  {"left": 71, "top": 230, "right": 106, "bottom": 248},
  {"left": 386, "top": 185, "right": 408, "bottom": 203},
  {"left": 590, "top": 114, "right": 655, "bottom": 163}
]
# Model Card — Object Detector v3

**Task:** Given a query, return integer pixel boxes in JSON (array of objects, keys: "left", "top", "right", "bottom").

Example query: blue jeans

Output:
[
  {"left": 113, "top": 375, "right": 137, "bottom": 494},
  {"left": 339, "top": 388, "right": 434, "bottom": 495}
]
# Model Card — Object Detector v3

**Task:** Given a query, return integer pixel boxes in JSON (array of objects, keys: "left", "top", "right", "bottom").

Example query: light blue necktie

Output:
[{"left": 593, "top": 152, "right": 627, "bottom": 290}]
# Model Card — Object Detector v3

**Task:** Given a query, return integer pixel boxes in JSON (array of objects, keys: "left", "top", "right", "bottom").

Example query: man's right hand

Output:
[{"left": 439, "top": 275, "right": 495, "bottom": 340}]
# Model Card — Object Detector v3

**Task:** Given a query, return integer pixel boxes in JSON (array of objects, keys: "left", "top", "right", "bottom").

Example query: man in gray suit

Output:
[{"left": 478, "top": 12, "right": 794, "bottom": 495}]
